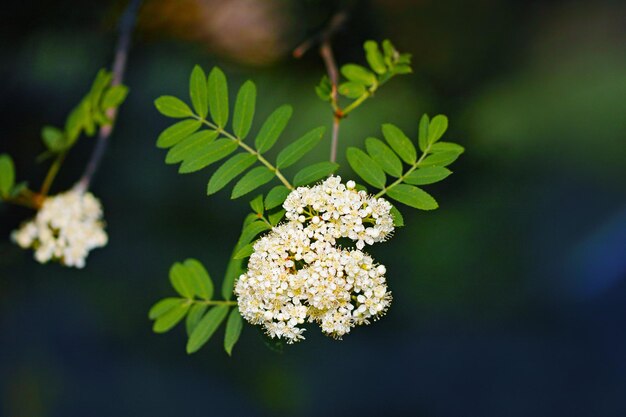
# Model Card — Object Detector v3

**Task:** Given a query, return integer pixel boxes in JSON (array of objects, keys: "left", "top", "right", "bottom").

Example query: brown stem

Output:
[{"left": 74, "top": 0, "right": 142, "bottom": 194}]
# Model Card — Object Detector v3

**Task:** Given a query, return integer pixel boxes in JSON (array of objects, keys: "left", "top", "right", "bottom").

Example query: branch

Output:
[{"left": 74, "top": 0, "right": 142, "bottom": 194}]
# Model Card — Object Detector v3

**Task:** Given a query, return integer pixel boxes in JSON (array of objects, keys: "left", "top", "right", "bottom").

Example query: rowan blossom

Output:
[{"left": 12, "top": 190, "right": 108, "bottom": 268}]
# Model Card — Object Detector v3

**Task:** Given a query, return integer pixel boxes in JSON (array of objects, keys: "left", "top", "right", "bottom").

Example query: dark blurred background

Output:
[{"left": 1, "top": 0, "right": 625, "bottom": 416}]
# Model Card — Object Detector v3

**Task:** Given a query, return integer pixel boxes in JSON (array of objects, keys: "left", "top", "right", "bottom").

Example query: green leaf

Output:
[
  {"left": 186, "top": 304, "right": 208, "bottom": 336},
  {"left": 418, "top": 114, "right": 430, "bottom": 152},
  {"left": 0, "top": 154, "right": 15, "bottom": 197},
  {"left": 101, "top": 85, "right": 128, "bottom": 109},
  {"left": 189, "top": 65, "right": 208, "bottom": 119},
  {"left": 154, "top": 96, "right": 194, "bottom": 118},
  {"left": 428, "top": 115, "right": 448, "bottom": 145},
  {"left": 315, "top": 76, "right": 332, "bottom": 101},
  {"left": 233, "top": 80, "right": 256, "bottom": 139},
  {"left": 430, "top": 142, "right": 465, "bottom": 154},
  {"left": 88, "top": 69, "right": 112, "bottom": 113},
  {"left": 341, "top": 64, "right": 377, "bottom": 86},
  {"left": 231, "top": 166, "right": 274, "bottom": 199},
  {"left": 419, "top": 151, "right": 460, "bottom": 168},
  {"left": 222, "top": 256, "right": 244, "bottom": 300},
  {"left": 183, "top": 258, "right": 214, "bottom": 301},
  {"left": 186, "top": 305, "right": 229, "bottom": 354},
  {"left": 364, "top": 40, "right": 387, "bottom": 74},
  {"left": 293, "top": 162, "right": 339, "bottom": 187},
  {"left": 165, "top": 130, "right": 219, "bottom": 164},
  {"left": 249, "top": 195, "right": 264, "bottom": 214},
  {"left": 148, "top": 297, "right": 182, "bottom": 320},
  {"left": 264, "top": 185, "right": 290, "bottom": 210},
  {"left": 276, "top": 126, "right": 325, "bottom": 169},
  {"left": 178, "top": 138, "right": 238, "bottom": 174},
  {"left": 153, "top": 301, "right": 190, "bottom": 333},
  {"left": 156, "top": 119, "right": 202, "bottom": 149},
  {"left": 170, "top": 263, "right": 195, "bottom": 298},
  {"left": 338, "top": 81, "right": 366, "bottom": 99},
  {"left": 346, "top": 147, "right": 386, "bottom": 189},
  {"left": 268, "top": 209, "right": 285, "bottom": 226},
  {"left": 233, "top": 243, "right": 254, "bottom": 259},
  {"left": 41, "top": 126, "right": 66, "bottom": 152},
  {"left": 237, "top": 220, "right": 271, "bottom": 249},
  {"left": 365, "top": 137, "right": 403, "bottom": 177},
  {"left": 254, "top": 105, "right": 292, "bottom": 154},
  {"left": 224, "top": 308, "right": 243, "bottom": 356},
  {"left": 386, "top": 184, "right": 438, "bottom": 210},
  {"left": 390, "top": 205, "right": 404, "bottom": 227},
  {"left": 404, "top": 167, "right": 452, "bottom": 185},
  {"left": 382, "top": 124, "right": 417, "bottom": 164},
  {"left": 208, "top": 67, "right": 229, "bottom": 127},
  {"left": 206, "top": 153, "right": 257, "bottom": 195}
]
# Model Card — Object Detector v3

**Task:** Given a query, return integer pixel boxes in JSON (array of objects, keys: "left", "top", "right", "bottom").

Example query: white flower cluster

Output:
[
  {"left": 11, "top": 190, "right": 108, "bottom": 268},
  {"left": 235, "top": 176, "right": 394, "bottom": 343}
]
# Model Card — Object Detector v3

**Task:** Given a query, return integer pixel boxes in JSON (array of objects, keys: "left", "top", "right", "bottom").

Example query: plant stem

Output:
[
  {"left": 194, "top": 117, "right": 294, "bottom": 190},
  {"left": 40, "top": 151, "right": 67, "bottom": 197},
  {"left": 374, "top": 144, "right": 432, "bottom": 198},
  {"left": 74, "top": 0, "right": 142, "bottom": 194}
]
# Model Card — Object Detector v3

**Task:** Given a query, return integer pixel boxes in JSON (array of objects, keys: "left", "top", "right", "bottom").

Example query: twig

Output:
[
  {"left": 74, "top": 0, "right": 142, "bottom": 194},
  {"left": 294, "top": 10, "right": 349, "bottom": 163}
]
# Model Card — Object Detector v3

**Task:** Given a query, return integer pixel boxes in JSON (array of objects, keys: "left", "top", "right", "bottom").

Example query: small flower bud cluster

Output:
[
  {"left": 11, "top": 190, "right": 108, "bottom": 268},
  {"left": 235, "top": 176, "right": 394, "bottom": 343}
]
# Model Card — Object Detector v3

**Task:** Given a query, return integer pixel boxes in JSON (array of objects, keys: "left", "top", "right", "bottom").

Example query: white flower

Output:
[
  {"left": 235, "top": 176, "right": 394, "bottom": 343},
  {"left": 11, "top": 190, "right": 108, "bottom": 268}
]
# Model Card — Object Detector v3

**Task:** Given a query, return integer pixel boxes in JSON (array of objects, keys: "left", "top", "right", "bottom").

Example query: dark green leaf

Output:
[
  {"left": 165, "top": 130, "right": 218, "bottom": 164},
  {"left": 153, "top": 301, "right": 190, "bottom": 333},
  {"left": 418, "top": 114, "right": 430, "bottom": 152},
  {"left": 315, "top": 76, "right": 331, "bottom": 101},
  {"left": 183, "top": 258, "right": 214, "bottom": 301},
  {"left": 208, "top": 67, "right": 229, "bottom": 127},
  {"left": 101, "top": 85, "right": 128, "bottom": 109},
  {"left": 156, "top": 119, "right": 202, "bottom": 149},
  {"left": 382, "top": 124, "right": 417, "bottom": 164},
  {"left": 276, "top": 126, "right": 325, "bottom": 169},
  {"left": 293, "top": 162, "right": 339, "bottom": 187},
  {"left": 224, "top": 308, "right": 243, "bottom": 356},
  {"left": 404, "top": 167, "right": 452, "bottom": 185},
  {"left": 189, "top": 65, "right": 208, "bottom": 119},
  {"left": 178, "top": 138, "right": 238, "bottom": 174},
  {"left": 254, "top": 105, "right": 292, "bottom": 154},
  {"left": 186, "top": 304, "right": 208, "bottom": 336},
  {"left": 170, "top": 262, "right": 195, "bottom": 298},
  {"left": 341, "top": 64, "right": 377, "bottom": 86},
  {"left": 346, "top": 147, "right": 386, "bottom": 189},
  {"left": 390, "top": 205, "right": 404, "bottom": 227},
  {"left": 236, "top": 220, "right": 271, "bottom": 249},
  {"left": 233, "top": 243, "right": 254, "bottom": 259},
  {"left": 428, "top": 115, "right": 448, "bottom": 145},
  {"left": 206, "top": 153, "right": 257, "bottom": 195},
  {"left": 264, "top": 185, "right": 290, "bottom": 210},
  {"left": 364, "top": 40, "right": 387, "bottom": 74},
  {"left": 249, "top": 195, "right": 264, "bottom": 214},
  {"left": 338, "top": 81, "right": 366, "bottom": 99},
  {"left": 233, "top": 80, "right": 256, "bottom": 139},
  {"left": 419, "top": 151, "right": 460, "bottom": 168},
  {"left": 231, "top": 166, "right": 274, "bottom": 199},
  {"left": 186, "top": 305, "right": 229, "bottom": 353},
  {"left": 268, "top": 209, "right": 285, "bottom": 226},
  {"left": 154, "top": 96, "right": 194, "bottom": 118},
  {"left": 148, "top": 297, "right": 182, "bottom": 320},
  {"left": 365, "top": 137, "right": 403, "bottom": 177},
  {"left": 387, "top": 184, "right": 438, "bottom": 210},
  {"left": 222, "top": 256, "right": 243, "bottom": 300}
]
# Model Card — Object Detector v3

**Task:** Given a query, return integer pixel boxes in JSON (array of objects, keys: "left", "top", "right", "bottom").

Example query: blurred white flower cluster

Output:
[
  {"left": 235, "top": 176, "right": 394, "bottom": 343},
  {"left": 12, "top": 190, "right": 108, "bottom": 268}
]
